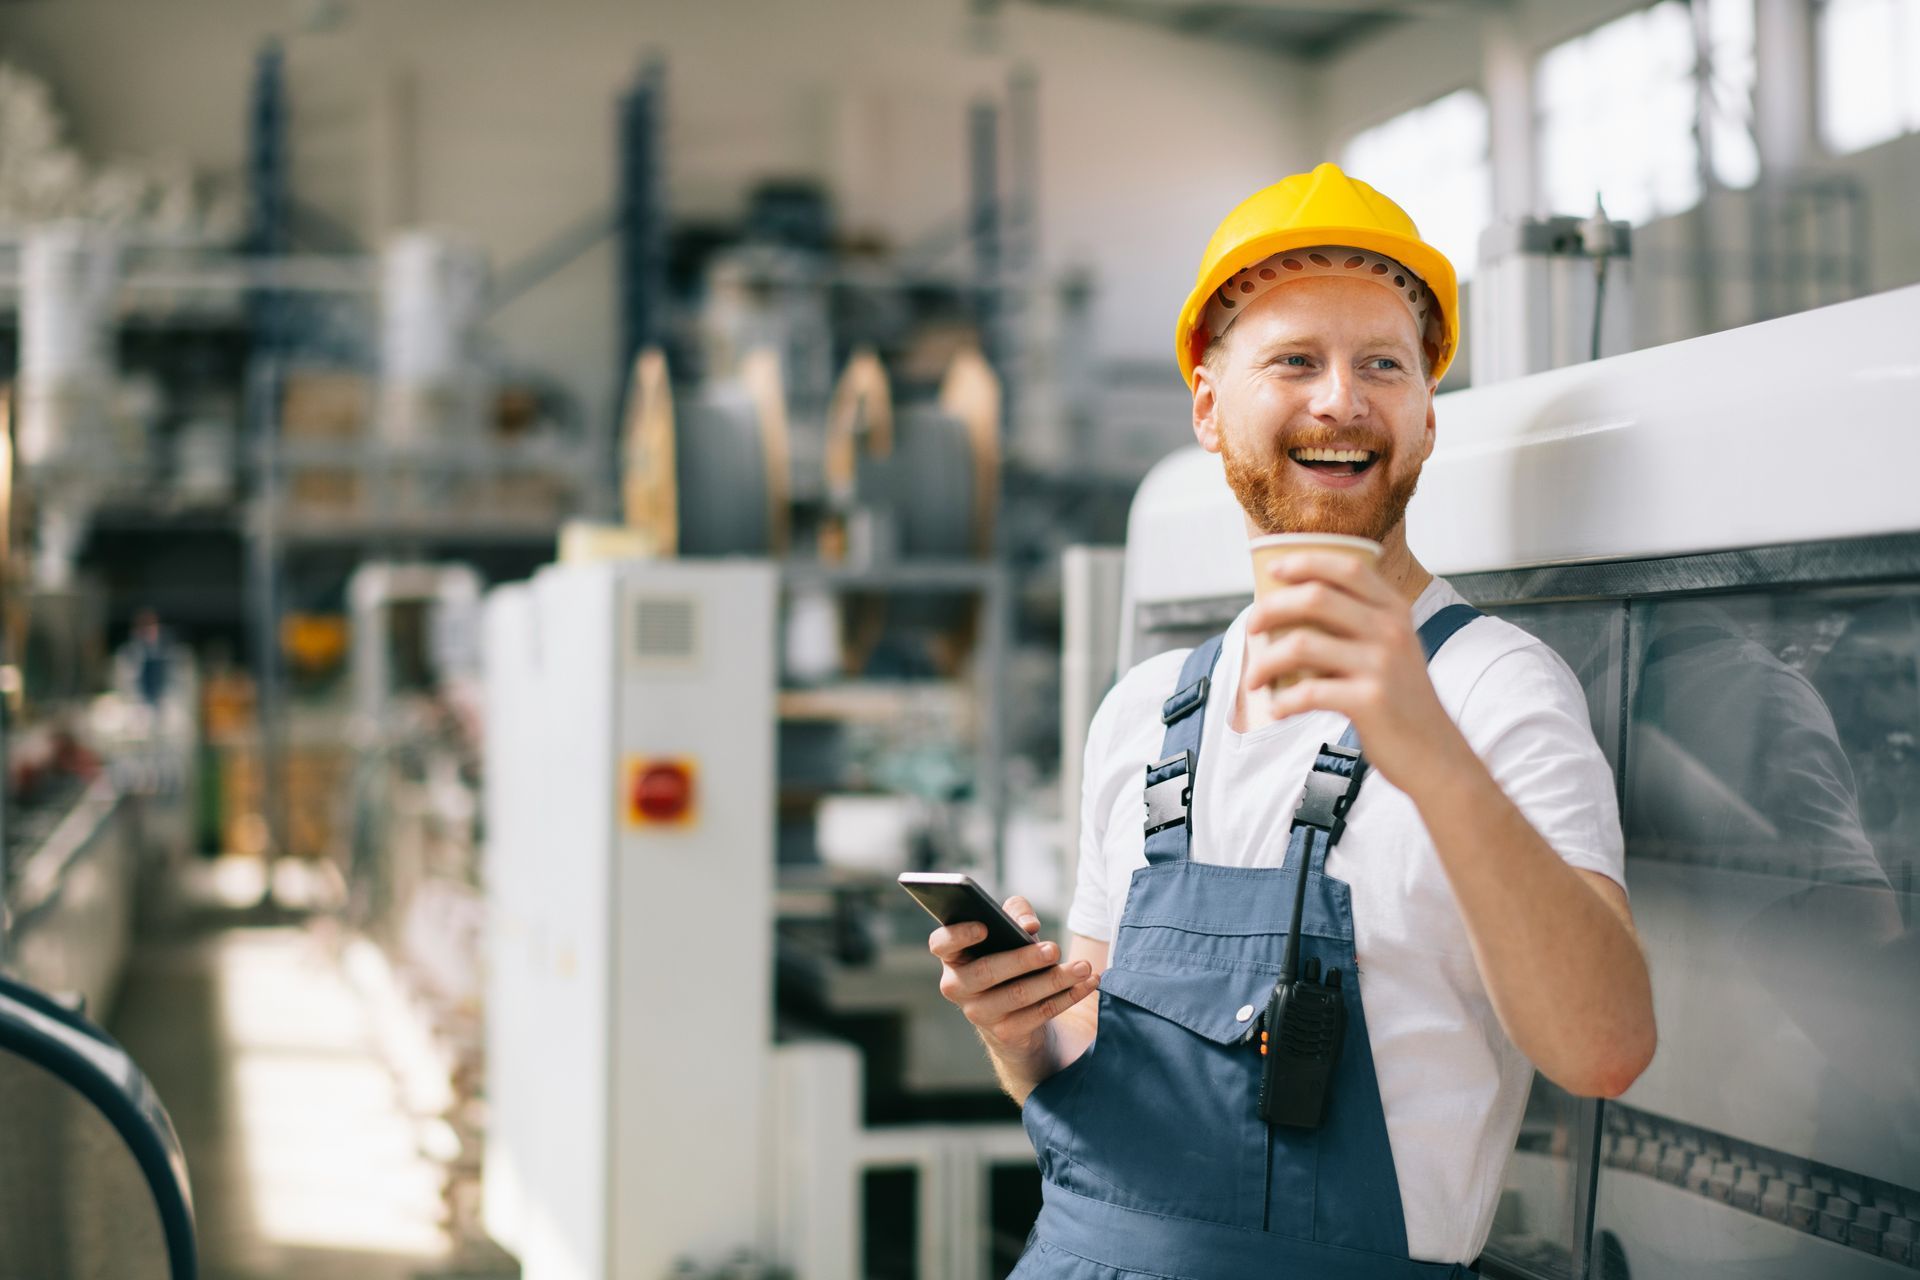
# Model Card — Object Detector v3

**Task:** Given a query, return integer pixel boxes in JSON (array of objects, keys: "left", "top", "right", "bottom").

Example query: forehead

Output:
[{"left": 1231, "top": 274, "right": 1420, "bottom": 348}]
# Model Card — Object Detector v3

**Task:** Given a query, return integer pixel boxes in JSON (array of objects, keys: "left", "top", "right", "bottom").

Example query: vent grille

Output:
[{"left": 633, "top": 597, "right": 699, "bottom": 661}]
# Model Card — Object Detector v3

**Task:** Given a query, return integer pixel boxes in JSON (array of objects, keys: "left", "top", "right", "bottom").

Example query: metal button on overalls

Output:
[{"left": 1013, "top": 605, "right": 1485, "bottom": 1280}]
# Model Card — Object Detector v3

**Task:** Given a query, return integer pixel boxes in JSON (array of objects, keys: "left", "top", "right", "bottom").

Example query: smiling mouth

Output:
[{"left": 1287, "top": 446, "right": 1379, "bottom": 478}]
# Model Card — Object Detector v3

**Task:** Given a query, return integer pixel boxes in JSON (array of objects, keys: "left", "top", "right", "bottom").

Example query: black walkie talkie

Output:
[
  {"left": 1257, "top": 954, "right": 1345, "bottom": 1128},
  {"left": 1257, "top": 756, "right": 1356, "bottom": 1129}
]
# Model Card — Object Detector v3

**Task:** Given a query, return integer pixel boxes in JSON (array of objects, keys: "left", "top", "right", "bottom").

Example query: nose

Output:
[{"left": 1308, "top": 362, "right": 1364, "bottom": 425}]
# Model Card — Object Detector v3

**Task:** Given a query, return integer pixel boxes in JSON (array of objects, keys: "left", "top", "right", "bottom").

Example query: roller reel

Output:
[
  {"left": 622, "top": 346, "right": 792, "bottom": 557},
  {"left": 824, "top": 345, "right": 999, "bottom": 564},
  {"left": 825, "top": 345, "right": 1002, "bottom": 676},
  {"left": 618, "top": 342, "right": 1000, "bottom": 676}
]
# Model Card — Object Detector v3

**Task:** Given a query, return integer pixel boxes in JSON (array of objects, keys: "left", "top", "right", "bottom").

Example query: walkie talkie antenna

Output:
[{"left": 1279, "top": 830, "right": 1312, "bottom": 983}]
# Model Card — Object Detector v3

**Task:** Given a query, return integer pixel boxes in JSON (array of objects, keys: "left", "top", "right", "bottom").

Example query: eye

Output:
[
  {"left": 1369, "top": 357, "right": 1401, "bottom": 371},
  {"left": 1279, "top": 354, "right": 1310, "bottom": 368}
]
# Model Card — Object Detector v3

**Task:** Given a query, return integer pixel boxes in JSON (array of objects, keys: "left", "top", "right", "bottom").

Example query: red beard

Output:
[{"left": 1220, "top": 429, "right": 1422, "bottom": 541}]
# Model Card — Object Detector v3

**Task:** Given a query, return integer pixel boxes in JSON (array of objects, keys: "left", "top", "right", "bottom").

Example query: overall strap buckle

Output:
[
  {"left": 1290, "top": 743, "right": 1367, "bottom": 845},
  {"left": 1161, "top": 676, "right": 1210, "bottom": 726},
  {"left": 1143, "top": 751, "right": 1196, "bottom": 837}
]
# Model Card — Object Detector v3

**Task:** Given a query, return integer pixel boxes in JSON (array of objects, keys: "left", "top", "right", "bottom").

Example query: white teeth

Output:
[{"left": 1289, "top": 447, "right": 1375, "bottom": 463}]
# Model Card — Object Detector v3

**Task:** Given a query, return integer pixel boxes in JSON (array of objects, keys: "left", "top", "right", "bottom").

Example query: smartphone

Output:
[{"left": 897, "top": 872, "right": 1037, "bottom": 957}]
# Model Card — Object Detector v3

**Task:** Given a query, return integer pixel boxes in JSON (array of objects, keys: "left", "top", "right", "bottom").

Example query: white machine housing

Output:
[{"left": 481, "top": 557, "right": 777, "bottom": 1280}]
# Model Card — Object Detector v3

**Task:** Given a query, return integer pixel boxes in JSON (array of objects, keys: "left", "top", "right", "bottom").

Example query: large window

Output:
[
  {"left": 1818, "top": 0, "right": 1920, "bottom": 154},
  {"left": 1535, "top": 0, "right": 1758, "bottom": 226},
  {"left": 1340, "top": 89, "right": 1492, "bottom": 282}
]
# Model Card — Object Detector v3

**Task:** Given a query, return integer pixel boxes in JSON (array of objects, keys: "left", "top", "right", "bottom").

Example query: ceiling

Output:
[{"left": 1015, "top": 0, "right": 1487, "bottom": 61}]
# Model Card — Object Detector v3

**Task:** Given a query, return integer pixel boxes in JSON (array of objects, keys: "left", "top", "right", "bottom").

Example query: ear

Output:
[
  {"left": 1192, "top": 362, "right": 1223, "bottom": 455},
  {"left": 1418, "top": 388, "right": 1437, "bottom": 464}
]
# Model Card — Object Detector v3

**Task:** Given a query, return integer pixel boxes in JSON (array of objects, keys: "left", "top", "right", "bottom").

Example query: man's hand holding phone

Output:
[{"left": 927, "top": 894, "right": 1100, "bottom": 1064}]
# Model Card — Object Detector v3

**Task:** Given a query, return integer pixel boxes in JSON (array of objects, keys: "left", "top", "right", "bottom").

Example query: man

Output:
[{"left": 929, "top": 163, "right": 1656, "bottom": 1276}]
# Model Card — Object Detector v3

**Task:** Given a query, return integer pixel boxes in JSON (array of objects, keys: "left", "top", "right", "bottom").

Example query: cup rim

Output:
[{"left": 1248, "top": 532, "right": 1383, "bottom": 556}]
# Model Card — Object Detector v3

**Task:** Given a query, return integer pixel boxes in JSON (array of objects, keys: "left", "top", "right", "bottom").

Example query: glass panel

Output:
[
  {"left": 1596, "top": 588, "right": 1920, "bottom": 1277},
  {"left": 1483, "top": 1077, "right": 1591, "bottom": 1280},
  {"left": 1481, "top": 599, "right": 1628, "bottom": 777},
  {"left": 1476, "top": 600, "right": 1625, "bottom": 1276}
]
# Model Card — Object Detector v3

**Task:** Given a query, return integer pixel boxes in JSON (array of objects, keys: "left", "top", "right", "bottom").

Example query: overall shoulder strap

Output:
[
  {"left": 1142, "top": 634, "right": 1226, "bottom": 866},
  {"left": 1416, "top": 602, "right": 1484, "bottom": 663}
]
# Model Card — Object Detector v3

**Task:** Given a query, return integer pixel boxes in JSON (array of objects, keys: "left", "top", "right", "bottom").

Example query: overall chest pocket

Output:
[{"left": 1046, "top": 947, "right": 1281, "bottom": 1231}]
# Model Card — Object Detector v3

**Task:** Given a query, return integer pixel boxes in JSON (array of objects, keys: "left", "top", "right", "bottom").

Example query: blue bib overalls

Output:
[{"left": 1014, "top": 604, "right": 1485, "bottom": 1279}]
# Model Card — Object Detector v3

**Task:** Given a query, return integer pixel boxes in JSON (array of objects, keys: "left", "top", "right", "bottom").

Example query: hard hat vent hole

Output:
[
  {"left": 1344, "top": 255, "right": 1365, "bottom": 269},
  {"left": 1239, "top": 281, "right": 1256, "bottom": 293},
  {"left": 1259, "top": 268, "right": 1276, "bottom": 281},
  {"left": 1370, "top": 263, "right": 1389, "bottom": 275},
  {"left": 1222, "top": 298, "right": 1235, "bottom": 308},
  {"left": 1282, "top": 258, "right": 1305, "bottom": 270},
  {"left": 1394, "top": 274, "right": 1406, "bottom": 286},
  {"left": 1309, "top": 252, "right": 1332, "bottom": 267}
]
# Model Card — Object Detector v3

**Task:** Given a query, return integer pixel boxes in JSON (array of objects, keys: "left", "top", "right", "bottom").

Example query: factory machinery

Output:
[{"left": 0, "top": 48, "right": 1096, "bottom": 1277}]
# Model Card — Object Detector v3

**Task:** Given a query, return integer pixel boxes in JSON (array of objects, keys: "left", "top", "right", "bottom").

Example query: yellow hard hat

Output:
[{"left": 1175, "top": 161, "right": 1460, "bottom": 388}]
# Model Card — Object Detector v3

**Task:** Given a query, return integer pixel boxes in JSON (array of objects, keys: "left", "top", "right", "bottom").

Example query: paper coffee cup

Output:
[{"left": 1247, "top": 533, "right": 1383, "bottom": 718}]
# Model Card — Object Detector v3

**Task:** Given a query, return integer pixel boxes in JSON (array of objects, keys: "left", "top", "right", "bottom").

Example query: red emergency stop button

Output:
[{"left": 626, "top": 757, "right": 697, "bottom": 827}]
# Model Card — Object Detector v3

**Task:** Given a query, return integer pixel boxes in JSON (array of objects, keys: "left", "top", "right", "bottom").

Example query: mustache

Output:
[{"left": 1278, "top": 429, "right": 1393, "bottom": 455}]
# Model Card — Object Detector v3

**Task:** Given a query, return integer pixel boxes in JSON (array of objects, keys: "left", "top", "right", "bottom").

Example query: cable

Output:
[{"left": 1278, "top": 828, "right": 1313, "bottom": 984}]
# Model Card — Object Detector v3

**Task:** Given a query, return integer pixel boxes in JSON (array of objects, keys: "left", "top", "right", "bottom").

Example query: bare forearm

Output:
[
  {"left": 1405, "top": 735, "right": 1655, "bottom": 1097},
  {"left": 985, "top": 994, "right": 1099, "bottom": 1105}
]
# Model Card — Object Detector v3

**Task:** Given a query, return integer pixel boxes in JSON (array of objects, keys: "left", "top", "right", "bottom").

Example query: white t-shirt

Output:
[{"left": 1068, "top": 575, "right": 1626, "bottom": 1265}]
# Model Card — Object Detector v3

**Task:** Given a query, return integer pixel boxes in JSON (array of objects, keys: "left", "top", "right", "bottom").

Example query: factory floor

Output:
[{"left": 109, "top": 858, "right": 502, "bottom": 1280}]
